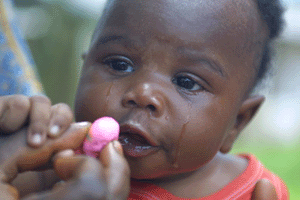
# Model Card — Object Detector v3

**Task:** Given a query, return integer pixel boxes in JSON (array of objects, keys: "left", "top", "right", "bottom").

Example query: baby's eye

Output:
[
  {"left": 103, "top": 56, "right": 134, "bottom": 73},
  {"left": 172, "top": 75, "right": 203, "bottom": 91}
]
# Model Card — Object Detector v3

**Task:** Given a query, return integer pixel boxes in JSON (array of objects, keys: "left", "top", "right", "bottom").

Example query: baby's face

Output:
[{"left": 75, "top": 0, "right": 264, "bottom": 179}]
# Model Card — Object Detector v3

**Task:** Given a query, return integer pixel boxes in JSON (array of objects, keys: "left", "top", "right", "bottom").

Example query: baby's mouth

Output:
[
  {"left": 120, "top": 132, "right": 151, "bottom": 146},
  {"left": 118, "top": 125, "right": 161, "bottom": 158}
]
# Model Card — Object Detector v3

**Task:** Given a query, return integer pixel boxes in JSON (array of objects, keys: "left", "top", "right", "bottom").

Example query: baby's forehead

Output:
[
  {"left": 96, "top": 0, "right": 264, "bottom": 48},
  {"left": 94, "top": 0, "right": 266, "bottom": 64}
]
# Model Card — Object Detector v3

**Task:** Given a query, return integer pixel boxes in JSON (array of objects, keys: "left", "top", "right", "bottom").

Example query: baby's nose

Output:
[{"left": 121, "top": 83, "right": 165, "bottom": 117}]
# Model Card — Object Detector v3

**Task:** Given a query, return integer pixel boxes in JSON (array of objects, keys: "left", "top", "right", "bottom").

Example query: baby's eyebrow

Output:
[
  {"left": 96, "top": 35, "right": 125, "bottom": 45},
  {"left": 93, "top": 35, "right": 139, "bottom": 51},
  {"left": 177, "top": 47, "right": 226, "bottom": 78}
]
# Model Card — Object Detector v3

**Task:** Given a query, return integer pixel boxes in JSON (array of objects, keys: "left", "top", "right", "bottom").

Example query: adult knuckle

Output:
[
  {"left": 77, "top": 178, "right": 107, "bottom": 199},
  {"left": 0, "top": 184, "right": 19, "bottom": 199},
  {"left": 30, "top": 121, "right": 48, "bottom": 131},
  {"left": 31, "top": 95, "right": 52, "bottom": 105},
  {"left": 8, "top": 95, "right": 30, "bottom": 113},
  {"left": 78, "top": 193, "right": 105, "bottom": 200},
  {"left": 54, "top": 103, "right": 72, "bottom": 111},
  {"left": 53, "top": 103, "right": 73, "bottom": 118}
]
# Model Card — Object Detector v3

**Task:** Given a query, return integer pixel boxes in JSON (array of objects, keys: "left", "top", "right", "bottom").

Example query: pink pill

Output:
[{"left": 82, "top": 117, "right": 120, "bottom": 158}]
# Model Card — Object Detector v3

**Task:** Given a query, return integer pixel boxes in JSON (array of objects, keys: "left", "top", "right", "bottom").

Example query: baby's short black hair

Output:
[{"left": 254, "top": 0, "right": 284, "bottom": 86}]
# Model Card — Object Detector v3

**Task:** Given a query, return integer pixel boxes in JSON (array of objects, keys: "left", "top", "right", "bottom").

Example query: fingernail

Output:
[
  {"left": 112, "top": 140, "right": 123, "bottom": 155},
  {"left": 57, "top": 149, "right": 75, "bottom": 158},
  {"left": 0, "top": 171, "right": 8, "bottom": 182},
  {"left": 32, "top": 133, "right": 42, "bottom": 145},
  {"left": 52, "top": 149, "right": 75, "bottom": 163},
  {"left": 49, "top": 125, "right": 60, "bottom": 137},
  {"left": 77, "top": 121, "right": 90, "bottom": 127}
]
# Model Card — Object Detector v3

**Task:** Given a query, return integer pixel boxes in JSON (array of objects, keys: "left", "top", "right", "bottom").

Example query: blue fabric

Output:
[{"left": 0, "top": 0, "right": 43, "bottom": 96}]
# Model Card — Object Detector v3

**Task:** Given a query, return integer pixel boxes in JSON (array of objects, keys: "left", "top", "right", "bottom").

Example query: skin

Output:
[
  {"left": 0, "top": 95, "right": 74, "bottom": 147},
  {"left": 0, "top": 96, "right": 276, "bottom": 199},
  {"left": 0, "top": 95, "right": 130, "bottom": 199},
  {"left": 0, "top": 0, "right": 279, "bottom": 198},
  {"left": 75, "top": 0, "right": 273, "bottom": 198},
  {"left": 0, "top": 121, "right": 130, "bottom": 200},
  {"left": 252, "top": 179, "right": 278, "bottom": 200}
]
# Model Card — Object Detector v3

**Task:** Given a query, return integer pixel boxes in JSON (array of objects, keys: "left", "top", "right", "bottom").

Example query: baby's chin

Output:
[
  {"left": 129, "top": 165, "right": 201, "bottom": 181},
  {"left": 130, "top": 173, "right": 163, "bottom": 180},
  {"left": 129, "top": 168, "right": 172, "bottom": 180}
]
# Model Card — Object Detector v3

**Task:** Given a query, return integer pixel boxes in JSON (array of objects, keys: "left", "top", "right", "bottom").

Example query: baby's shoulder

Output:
[{"left": 221, "top": 154, "right": 289, "bottom": 200}]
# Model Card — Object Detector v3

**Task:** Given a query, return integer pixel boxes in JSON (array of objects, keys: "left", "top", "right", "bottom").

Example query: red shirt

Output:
[{"left": 128, "top": 155, "right": 289, "bottom": 200}]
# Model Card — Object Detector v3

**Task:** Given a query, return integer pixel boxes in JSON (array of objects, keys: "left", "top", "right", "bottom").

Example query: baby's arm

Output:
[{"left": 251, "top": 179, "right": 277, "bottom": 200}]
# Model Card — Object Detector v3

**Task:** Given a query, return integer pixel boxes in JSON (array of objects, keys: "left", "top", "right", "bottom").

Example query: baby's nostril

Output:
[
  {"left": 147, "top": 105, "right": 156, "bottom": 112},
  {"left": 128, "top": 100, "right": 136, "bottom": 106}
]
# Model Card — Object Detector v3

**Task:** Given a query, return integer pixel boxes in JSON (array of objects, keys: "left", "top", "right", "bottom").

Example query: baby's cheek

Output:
[{"left": 179, "top": 128, "right": 222, "bottom": 169}]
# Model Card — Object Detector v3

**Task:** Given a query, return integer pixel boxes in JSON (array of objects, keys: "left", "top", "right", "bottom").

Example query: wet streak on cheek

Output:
[
  {"left": 103, "top": 82, "right": 114, "bottom": 115},
  {"left": 165, "top": 115, "right": 169, "bottom": 121},
  {"left": 172, "top": 122, "right": 188, "bottom": 169},
  {"left": 171, "top": 103, "right": 192, "bottom": 169}
]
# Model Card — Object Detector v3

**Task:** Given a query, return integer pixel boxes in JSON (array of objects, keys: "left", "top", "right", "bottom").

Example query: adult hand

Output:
[
  {"left": 251, "top": 179, "right": 277, "bottom": 200},
  {"left": 0, "top": 95, "right": 74, "bottom": 148},
  {"left": 0, "top": 122, "right": 90, "bottom": 184},
  {"left": 22, "top": 141, "right": 130, "bottom": 200}
]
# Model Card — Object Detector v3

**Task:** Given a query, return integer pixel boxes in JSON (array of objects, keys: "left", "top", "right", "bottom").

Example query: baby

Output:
[{"left": 0, "top": 0, "right": 289, "bottom": 199}]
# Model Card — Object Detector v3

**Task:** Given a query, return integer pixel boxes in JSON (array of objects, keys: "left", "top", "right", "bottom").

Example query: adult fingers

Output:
[
  {"left": 54, "top": 155, "right": 105, "bottom": 182},
  {"left": 0, "top": 183, "right": 19, "bottom": 200},
  {"left": 16, "top": 122, "right": 91, "bottom": 172},
  {"left": 26, "top": 154, "right": 107, "bottom": 200},
  {"left": 27, "top": 96, "right": 52, "bottom": 148},
  {"left": 0, "top": 122, "right": 90, "bottom": 185},
  {"left": 251, "top": 179, "right": 277, "bottom": 200},
  {"left": 22, "top": 174, "right": 106, "bottom": 200},
  {"left": 22, "top": 185, "right": 105, "bottom": 200},
  {"left": 99, "top": 141, "right": 130, "bottom": 200},
  {"left": 51, "top": 121, "right": 91, "bottom": 152},
  {"left": 0, "top": 95, "right": 30, "bottom": 134},
  {"left": 48, "top": 103, "right": 73, "bottom": 138}
]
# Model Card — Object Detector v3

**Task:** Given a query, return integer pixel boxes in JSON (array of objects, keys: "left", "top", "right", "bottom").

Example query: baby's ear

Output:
[{"left": 220, "top": 95, "right": 265, "bottom": 153}]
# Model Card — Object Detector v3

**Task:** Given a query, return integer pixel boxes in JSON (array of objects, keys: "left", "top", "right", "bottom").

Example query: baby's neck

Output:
[{"left": 146, "top": 153, "right": 248, "bottom": 198}]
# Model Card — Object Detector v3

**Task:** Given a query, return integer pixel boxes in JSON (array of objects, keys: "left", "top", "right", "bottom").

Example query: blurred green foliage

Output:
[
  {"left": 15, "top": 0, "right": 97, "bottom": 108},
  {"left": 14, "top": 0, "right": 299, "bottom": 198},
  {"left": 232, "top": 141, "right": 300, "bottom": 199}
]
